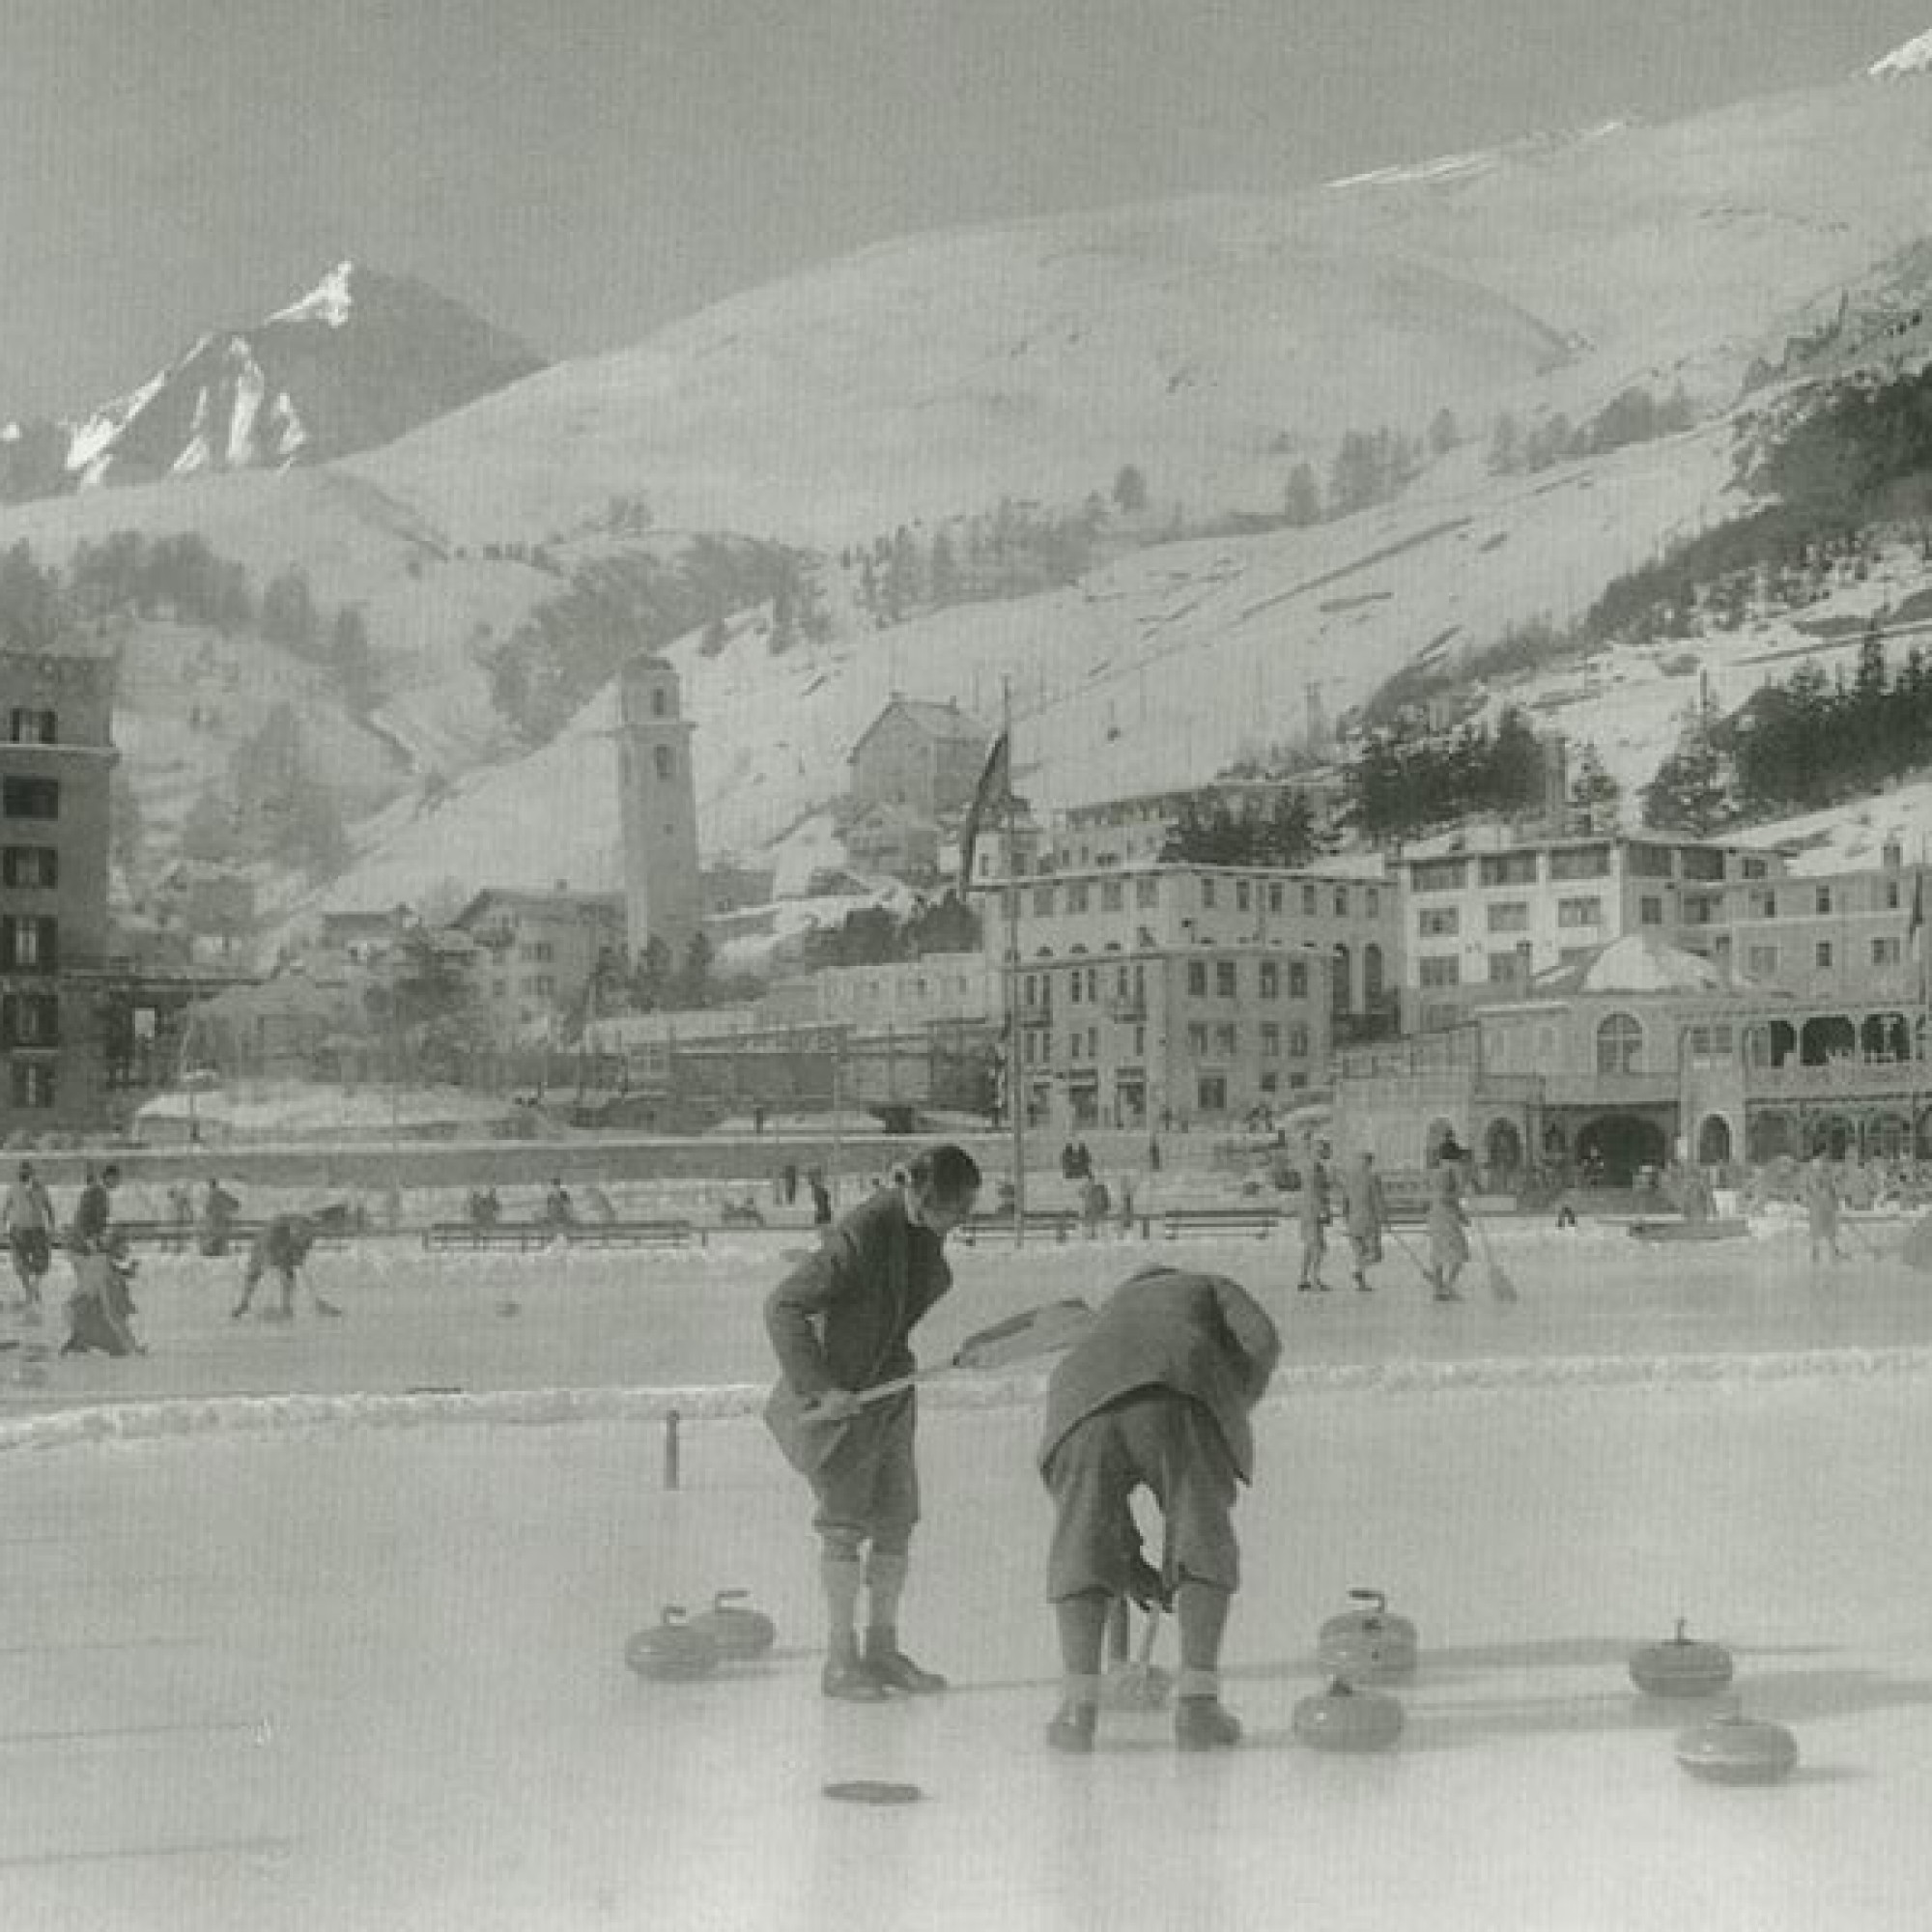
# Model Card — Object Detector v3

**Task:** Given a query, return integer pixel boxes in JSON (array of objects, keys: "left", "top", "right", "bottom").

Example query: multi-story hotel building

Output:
[
  {"left": 0, "top": 641, "right": 118, "bottom": 1130},
  {"left": 977, "top": 860, "right": 1396, "bottom": 1129},
  {"left": 1397, "top": 826, "right": 1794, "bottom": 1032}
]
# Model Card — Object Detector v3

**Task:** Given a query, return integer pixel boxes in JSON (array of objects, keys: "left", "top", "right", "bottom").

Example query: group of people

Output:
[
  {"left": 1293, "top": 1134, "right": 1473, "bottom": 1302},
  {"left": 1, "top": 1160, "right": 145, "bottom": 1357},
  {"left": 762, "top": 1143, "right": 1282, "bottom": 1752}
]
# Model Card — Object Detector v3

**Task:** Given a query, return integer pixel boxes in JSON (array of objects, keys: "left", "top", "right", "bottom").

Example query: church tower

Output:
[{"left": 616, "top": 654, "right": 702, "bottom": 963}]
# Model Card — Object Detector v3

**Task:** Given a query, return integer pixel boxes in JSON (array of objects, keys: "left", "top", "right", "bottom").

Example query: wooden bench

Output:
[
  {"left": 421, "top": 1219, "right": 703, "bottom": 1254},
  {"left": 1156, "top": 1207, "right": 1283, "bottom": 1241},
  {"left": 955, "top": 1209, "right": 1081, "bottom": 1246},
  {"left": 113, "top": 1219, "right": 274, "bottom": 1255}
]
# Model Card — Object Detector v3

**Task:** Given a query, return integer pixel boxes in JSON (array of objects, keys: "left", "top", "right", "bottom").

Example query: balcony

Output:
[{"left": 1746, "top": 1057, "right": 1928, "bottom": 1101}]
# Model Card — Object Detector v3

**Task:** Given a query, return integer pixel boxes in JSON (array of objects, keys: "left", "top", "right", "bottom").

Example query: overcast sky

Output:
[{"left": 3, "top": 0, "right": 1928, "bottom": 415}]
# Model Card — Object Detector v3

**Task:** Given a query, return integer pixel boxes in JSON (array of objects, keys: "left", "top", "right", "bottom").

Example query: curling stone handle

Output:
[
  {"left": 1348, "top": 1588, "right": 1388, "bottom": 1613},
  {"left": 714, "top": 1588, "right": 750, "bottom": 1609}
]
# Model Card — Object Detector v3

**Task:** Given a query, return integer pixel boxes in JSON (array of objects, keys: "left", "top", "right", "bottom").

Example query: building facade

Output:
[
  {"left": 847, "top": 698, "right": 991, "bottom": 823},
  {"left": 1398, "top": 827, "right": 1793, "bottom": 1032},
  {"left": 450, "top": 888, "right": 625, "bottom": 1042},
  {"left": 0, "top": 643, "right": 118, "bottom": 1130},
  {"left": 616, "top": 653, "right": 702, "bottom": 964},
  {"left": 977, "top": 861, "right": 1396, "bottom": 1130}
]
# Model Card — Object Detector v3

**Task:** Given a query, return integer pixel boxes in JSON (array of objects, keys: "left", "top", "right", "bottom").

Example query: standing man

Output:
[
  {"left": 1341, "top": 1151, "right": 1389, "bottom": 1293},
  {"left": 1294, "top": 1136, "right": 1334, "bottom": 1293},
  {"left": 1038, "top": 1262, "right": 1281, "bottom": 1752},
  {"left": 3, "top": 1160, "right": 56, "bottom": 1315},
  {"left": 198, "top": 1177, "right": 241, "bottom": 1257},
  {"left": 1801, "top": 1152, "right": 1843, "bottom": 1264},
  {"left": 763, "top": 1145, "right": 981, "bottom": 1700}
]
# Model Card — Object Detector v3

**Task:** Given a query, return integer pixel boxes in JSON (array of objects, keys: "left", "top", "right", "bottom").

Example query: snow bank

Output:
[{"left": 10, "top": 1344, "right": 1932, "bottom": 1455}]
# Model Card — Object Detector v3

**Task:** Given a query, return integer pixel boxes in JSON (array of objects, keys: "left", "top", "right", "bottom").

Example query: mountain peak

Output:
[
  {"left": 1869, "top": 29, "right": 1932, "bottom": 76},
  {"left": 270, "top": 260, "right": 360, "bottom": 328}
]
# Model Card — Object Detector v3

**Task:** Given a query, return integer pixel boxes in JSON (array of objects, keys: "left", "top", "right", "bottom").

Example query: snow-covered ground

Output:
[{"left": 4, "top": 1219, "right": 1932, "bottom": 1930}]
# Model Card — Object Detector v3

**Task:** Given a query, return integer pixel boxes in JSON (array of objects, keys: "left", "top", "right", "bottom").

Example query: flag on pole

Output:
[{"left": 957, "top": 729, "right": 1010, "bottom": 895}]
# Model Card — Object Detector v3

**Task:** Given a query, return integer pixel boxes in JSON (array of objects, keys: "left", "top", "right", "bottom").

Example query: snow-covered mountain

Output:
[{"left": 0, "top": 263, "right": 543, "bottom": 501}]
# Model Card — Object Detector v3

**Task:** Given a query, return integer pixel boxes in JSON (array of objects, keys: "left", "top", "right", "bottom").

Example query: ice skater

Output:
[
  {"left": 1037, "top": 1262, "right": 1281, "bottom": 1752},
  {"left": 1801, "top": 1153, "right": 1843, "bottom": 1264},
  {"left": 232, "top": 1212, "right": 338, "bottom": 1320},
  {"left": 1425, "top": 1136, "right": 1471, "bottom": 1301},
  {"left": 3, "top": 1159, "right": 56, "bottom": 1316},
  {"left": 763, "top": 1144, "right": 981, "bottom": 1700},
  {"left": 1294, "top": 1136, "right": 1334, "bottom": 1292},
  {"left": 1341, "top": 1150, "right": 1389, "bottom": 1293}
]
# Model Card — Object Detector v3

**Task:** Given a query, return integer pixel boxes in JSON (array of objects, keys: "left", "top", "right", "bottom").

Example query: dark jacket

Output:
[
  {"left": 255, "top": 1213, "right": 317, "bottom": 1270},
  {"left": 70, "top": 1180, "right": 111, "bottom": 1255},
  {"left": 1038, "top": 1264, "right": 1281, "bottom": 1484},
  {"left": 765, "top": 1186, "right": 952, "bottom": 1401}
]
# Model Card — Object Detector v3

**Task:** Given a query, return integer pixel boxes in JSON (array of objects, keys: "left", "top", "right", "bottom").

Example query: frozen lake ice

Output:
[{"left": 0, "top": 1215, "right": 1929, "bottom": 1929}]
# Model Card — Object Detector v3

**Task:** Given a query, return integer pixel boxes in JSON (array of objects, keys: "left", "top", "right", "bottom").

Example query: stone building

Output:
[
  {"left": 449, "top": 887, "right": 625, "bottom": 1042},
  {"left": 616, "top": 654, "right": 702, "bottom": 963},
  {"left": 846, "top": 698, "right": 991, "bottom": 824},
  {"left": 0, "top": 640, "right": 118, "bottom": 1130}
]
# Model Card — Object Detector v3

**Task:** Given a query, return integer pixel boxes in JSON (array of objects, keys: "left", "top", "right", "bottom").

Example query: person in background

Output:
[
  {"left": 1801, "top": 1152, "right": 1843, "bottom": 1264},
  {"left": 198, "top": 1176, "right": 241, "bottom": 1257},
  {"left": 1038, "top": 1262, "right": 1280, "bottom": 1753},
  {"left": 1294, "top": 1137, "right": 1334, "bottom": 1293},
  {"left": 807, "top": 1168, "right": 834, "bottom": 1228},
  {"left": 232, "top": 1211, "right": 339, "bottom": 1321},
  {"left": 542, "top": 1178, "right": 575, "bottom": 1228},
  {"left": 1341, "top": 1151, "right": 1389, "bottom": 1293},
  {"left": 63, "top": 1167, "right": 140, "bottom": 1356},
  {"left": 3, "top": 1160, "right": 56, "bottom": 1316},
  {"left": 1425, "top": 1135, "right": 1471, "bottom": 1302},
  {"left": 763, "top": 1145, "right": 982, "bottom": 1701},
  {"left": 1080, "top": 1172, "right": 1111, "bottom": 1239}
]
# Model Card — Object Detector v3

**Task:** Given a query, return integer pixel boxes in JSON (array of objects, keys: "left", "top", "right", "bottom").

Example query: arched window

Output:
[
  {"left": 651, "top": 687, "right": 668, "bottom": 718},
  {"left": 654, "top": 746, "right": 674, "bottom": 781},
  {"left": 1596, "top": 1012, "right": 1643, "bottom": 1076}
]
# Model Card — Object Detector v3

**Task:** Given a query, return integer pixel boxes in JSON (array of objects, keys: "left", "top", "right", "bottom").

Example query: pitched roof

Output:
[{"left": 850, "top": 697, "right": 991, "bottom": 760}]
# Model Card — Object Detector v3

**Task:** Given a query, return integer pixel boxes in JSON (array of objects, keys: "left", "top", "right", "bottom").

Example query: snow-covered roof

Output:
[
  {"left": 1870, "top": 29, "right": 1932, "bottom": 77},
  {"left": 1530, "top": 931, "right": 1747, "bottom": 996}
]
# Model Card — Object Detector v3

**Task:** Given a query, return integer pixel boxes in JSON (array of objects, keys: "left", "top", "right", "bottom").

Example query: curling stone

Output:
[
  {"left": 1629, "top": 1619, "right": 1733, "bottom": 1698},
  {"left": 623, "top": 1605, "right": 721, "bottom": 1681},
  {"left": 1675, "top": 1697, "right": 1799, "bottom": 1785},
  {"left": 1316, "top": 1587, "right": 1418, "bottom": 1683},
  {"left": 1292, "top": 1677, "right": 1405, "bottom": 1752},
  {"left": 692, "top": 1588, "right": 778, "bottom": 1661}
]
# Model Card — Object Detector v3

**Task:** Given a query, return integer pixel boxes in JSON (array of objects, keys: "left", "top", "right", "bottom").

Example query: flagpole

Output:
[{"left": 1005, "top": 678, "right": 1026, "bottom": 1246}]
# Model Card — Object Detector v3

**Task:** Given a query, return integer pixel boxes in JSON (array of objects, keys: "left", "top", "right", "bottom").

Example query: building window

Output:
[
  {"left": 7, "top": 710, "right": 55, "bottom": 745},
  {"left": 1365, "top": 887, "right": 1379, "bottom": 917},
  {"left": 1815, "top": 942, "right": 1833, "bottom": 970},
  {"left": 1197, "top": 1074, "right": 1227, "bottom": 1113},
  {"left": 0, "top": 993, "right": 57, "bottom": 1047},
  {"left": 1, "top": 779, "right": 58, "bottom": 820},
  {"left": 1419, "top": 955, "right": 1461, "bottom": 988},
  {"left": 1747, "top": 944, "right": 1779, "bottom": 979},
  {"left": 654, "top": 746, "right": 674, "bottom": 781},
  {"left": 1069, "top": 970, "right": 1083, "bottom": 1004},
  {"left": 1212, "top": 1023, "right": 1236, "bottom": 1058},
  {"left": 1260, "top": 1022, "right": 1281, "bottom": 1057},
  {"left": 0, "top": 847, "right": 56, "bottom": 889},
  {"left": 1200, "top": 878, "right": 1217, "bottom": 910},
  {"left": 1419, "top": 907, "right": 1460, "bottom": 938},
  {"left": 1749, "top": 890, "right": 1777, "bottom": 919},
  {"left": 1259, "top": 960, "right": 1279, "bottom": 999},
  {"left": 1135, "top": 878, "right": 1157, "bottom": 908},
  {"left": 1487, "top": 902, "right": 1529, "bottom": 933},
  {"left": 1557, "top": 896, "right": 1602, "bottom": 927},
  {"left": 1680, "top": 847, "right": 1724, "bottom": 882},
  {"left": 1549, "top": 846, "right": 1610, "bottom": 881},
  {"left": 1815, "top": 886, "right": 1833, "bottom": 916},
  {"left": 1236, "top": 880, "right": 1251, "bottom": 913},
  {"left": 1628, "top": 843, "right": 1674, "bottom": 878},
  {"left": 1034, "top": 886, "right": 1056, "bottom": 917},
  {"left": 1409, "top": 859, "right": 1466, "bottom": 893},
  {"left": 1288, "top": 961, "right": 1308, "bottom": 998},
  {"left": 1333, "top": 887, "right": 1349, "bottom": 916},
  {"left": 1638, "top": 896, "right": 1663, "bottom": 925},
  {"left": 1596, "top": 1012, "right": 1643, "bottom": 1075},
  {"left": 1478, "top": 852, "right": 1538, "bottom": 887},
  {"left": 1187, "top": 1022, "right": 1209, "bottom": 1057},
  {"left": 0, "top": 917, "right": 55, "bottom": 971},
  {"left": 1214, "top": 960, "right": 1236, "bottom": 998},
  {"left": 1874, "top": 937, "right": 1903, "bottom": 966},
  {"left": 1266, "top": 884, "right": 1283, "bottom": 914},
  {"left": 651, "top": 687, "right": 668, "bottom": 717},
  {"left": 1186, "top": 960, "right": 1207, "bottom": 997},
  {"left": 1885, "top": 878, "right": 1902, "bottom": 910},
  {"left": 1683, "top": 894, "right": 1719, "bottom": 925},
  {"left": 1287, "top": 1023, "right": 1309, "bottom": 1056},
  {"left": 1067, "top": 883, "right": 1090, "bottom": 913},
  {"left": 1488, "top": 952, "right": 1524, "bottom": 983},
  {"left": 1302, "top": 883, "right": 1318, "bottom": 914},
  {"left": 9, "top": 1063, "right": 54, "bottom": 1110},
  {"left": 1101, "top": 881, "right": 1123, "bottom": 911}
]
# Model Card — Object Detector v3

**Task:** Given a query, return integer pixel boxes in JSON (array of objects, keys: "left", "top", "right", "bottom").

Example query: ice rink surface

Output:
[{"left": 3, "top": 1216, "right": 1932, "bottom": 1930}]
